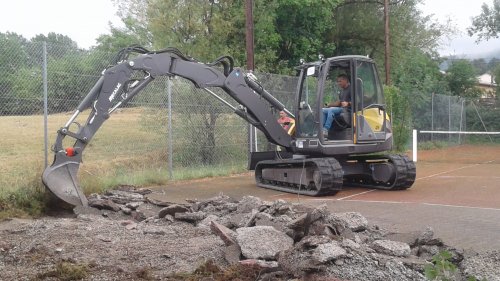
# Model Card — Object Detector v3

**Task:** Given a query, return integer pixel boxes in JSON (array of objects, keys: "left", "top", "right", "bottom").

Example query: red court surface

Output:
[{"left": 152, "top": 144, "right": 500, "bottom": 252}]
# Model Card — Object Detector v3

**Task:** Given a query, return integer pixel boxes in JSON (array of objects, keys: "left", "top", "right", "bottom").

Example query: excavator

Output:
[{"left": 42, "top": 46, "right": 416, "bottom": 207}]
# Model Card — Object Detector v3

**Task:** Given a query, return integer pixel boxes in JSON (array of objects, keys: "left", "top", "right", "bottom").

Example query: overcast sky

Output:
[
  {"left": 1, "top": 0, "right": 499, "bottom": 57},
  {"left": 418, "top": 0, "right": 500, "bottom": 57}
]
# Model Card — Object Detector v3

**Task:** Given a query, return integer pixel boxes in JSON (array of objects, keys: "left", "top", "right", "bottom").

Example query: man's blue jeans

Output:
[{"left": 322, "top": 107, "right": 343, "bottom": 130}]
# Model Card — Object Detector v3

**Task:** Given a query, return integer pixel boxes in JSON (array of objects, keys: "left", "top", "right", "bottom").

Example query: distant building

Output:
[{"left": 476, "top": 73, "right": 497, "bottom": 105}]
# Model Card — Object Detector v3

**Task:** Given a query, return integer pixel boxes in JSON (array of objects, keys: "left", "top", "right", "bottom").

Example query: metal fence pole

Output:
[
  {"left": 448, "top": 96, "right": 451, "bottom": 141},
  {"left": 43, "top": 42, "right": 49, "bottom": 168},
  {"left": 248, "top": 124, "right": 254, "bottom": 153},
  {"left": 167, "top": 78, "right": 173, "bottom": 179},
  {"left": 431, "top": 93, "right": 434, "bottom": 141},
  {"left": 459, "top": 99, "right": 464, "bottom": 144}
]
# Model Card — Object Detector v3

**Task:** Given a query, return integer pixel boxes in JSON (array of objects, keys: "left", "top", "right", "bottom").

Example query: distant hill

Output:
[{"left": 440, "top": 49, "right": 500, "bottom": 72}]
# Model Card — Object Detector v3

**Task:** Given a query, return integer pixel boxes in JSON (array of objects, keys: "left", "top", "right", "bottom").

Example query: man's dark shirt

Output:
[{"left": 339, "top": 84, "right": 351, "bottom": 103}]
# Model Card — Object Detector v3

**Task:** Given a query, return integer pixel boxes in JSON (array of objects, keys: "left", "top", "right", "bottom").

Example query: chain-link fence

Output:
[
  {"left": 1, "top": 41, "right": 499, "bottom": 194},
  {"left": 412, "top": 92, "right": 500, "bottom": 146},
  {"left": 0, "top": 41, "right": 296, "bottom": 193}
]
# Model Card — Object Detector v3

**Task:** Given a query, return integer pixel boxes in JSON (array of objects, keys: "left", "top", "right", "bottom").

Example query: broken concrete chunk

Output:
[
  {"left": 158, "top": 204, "right": 190, "bottom": 218},
  {"left": 328, "top": 212, "right": 368, "bottom": 232},
  {"left": 372, "top": 239, "right": 411, "bottom": 257},
  {"left": 236, "top": 226, "right": 294, "bottom": 260},
  {"left": 174, "top": 211, "right": 206, "bottom": 223},
  {"left": 237, "top": 196, "right": 263, "bottom": 213},
  {"left": 88, "top": 199, "right": 121, "bottom": 212},
  {"left": 210, "top": 221, "right": 237, "bottom": 246},
  {"left": 312, "top": 241, "right": 347, "bottom": 263}
]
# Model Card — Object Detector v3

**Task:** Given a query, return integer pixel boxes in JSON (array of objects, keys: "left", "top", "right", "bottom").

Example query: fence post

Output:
[
  {"left": 459, "top": 99, "right": 464, "bottom": 144},
  {"left": 448, "top": 95, "right": 451, "bottom": 142},
  {"left": 167, "top": 78, "right": 173, "bottom": 179},
  {"left": 43, "top": 42, "right": 49, "bottom": 168},
  {"left": 412, "top": 129, "right": 417, "bottom": 162},
  {"left": 431, "top": 92, "right": 434, "bottom": 141}
]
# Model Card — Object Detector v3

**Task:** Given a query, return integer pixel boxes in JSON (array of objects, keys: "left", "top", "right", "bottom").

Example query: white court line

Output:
[
  {"left": 436, "top": 175, "right": 500, "bottom": 179},
  {"left": 278, "top": 160, "right": 496, "bottom": 201},
  {"left": 332, "top": 163, "right": 487, "bottom": 201},
  {"left": 416, "top": 161, "right": 494, "bottom": 181},
  {"left": 336, "top": 189, "right": 376, "bottom": 200},
  {"left": 305, "top": 198, "right": 500, "bottom": 211},
  {"left": 423, "top": 203, "right": 500, "bottom": 212}
]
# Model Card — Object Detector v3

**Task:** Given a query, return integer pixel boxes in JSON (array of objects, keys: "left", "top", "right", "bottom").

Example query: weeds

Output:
[
  {"left": 424, "top": 251, "right": 457, "bottom": 281},
  {"left": 424, "top": 251, "right": 488, "bottom": 281},
  {"left": 36, "top": 261, "right": 89, "bottom": 281},
  {"left": 0, "top": 185, "right": 47, "bottom": 219},
  {"left": 169, "top": 259, "right": 263, "bottom": 281}
]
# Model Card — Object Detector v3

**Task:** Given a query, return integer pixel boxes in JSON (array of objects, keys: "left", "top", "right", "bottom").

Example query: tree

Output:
[
  {"left": 471, "top": 58, "right": 489, "bottom": 75},
  {"left": 0, "top": 32, "right": 31, "bottom": 115},
  {"left": 446, "top": 59, "right": 480, "bottom": 97},
  {"left": 493, "top": 64, "right": 500, "bottom": 95},
  {"left": 273, "top": 0, "right": 339, "bottom": 71},
  {"left": 468, "top": 0, "right": 500, "bottom": 41}
]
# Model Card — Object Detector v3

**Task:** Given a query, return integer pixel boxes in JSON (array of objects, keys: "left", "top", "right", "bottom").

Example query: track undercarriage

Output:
[{"left": 254, "top": 154, "right": 416, "bottom": 195}]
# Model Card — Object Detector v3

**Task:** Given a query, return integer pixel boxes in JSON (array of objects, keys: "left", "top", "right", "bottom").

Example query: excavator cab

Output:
[{"left": 291, "top": 56, "right": 393, "bottom": 156}]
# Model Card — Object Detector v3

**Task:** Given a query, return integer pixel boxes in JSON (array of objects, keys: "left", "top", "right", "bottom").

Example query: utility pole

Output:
[
  {"left": 384, "top": 0, "right": 391, "bottom": 85},
  {"left": 245, "top": 0, "right": 256, "bottom": 152},
  {"left": 245, "top": 0, "right": 255, "bottom": 71}
]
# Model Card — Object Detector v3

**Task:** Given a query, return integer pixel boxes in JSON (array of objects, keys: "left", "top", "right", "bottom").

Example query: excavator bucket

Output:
[{"left": 42, "top": 154, "right": 88, "bottom": 207}]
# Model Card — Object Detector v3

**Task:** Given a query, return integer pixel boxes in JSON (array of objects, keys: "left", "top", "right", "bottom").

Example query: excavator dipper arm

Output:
[{"left": 43, "top": 47, "right": 292, "bottom": 207}]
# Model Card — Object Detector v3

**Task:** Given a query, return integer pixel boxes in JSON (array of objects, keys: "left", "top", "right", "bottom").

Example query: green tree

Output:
[
  {"left": 273, "top": 0, "right": 339, "bottom": 71},
  {"left": 471, "top": 58, "right": 489, "bottom": 74},
  {"left": 468, "top": 0, "right": 500, "bottom": 41},
  {"left": 446, "top": 59, "right": 480, "bottom": 97},
  {"left": 384, "top": 85, "right": 411, "bottom": 152},
  {"left": 0, "top": 32, "right": 31, "bottom": 115},
  {"left": 493, "top": 64, "right": 500, "bottom": 95},
  {"left": 488, "top": 57, "right": 500, "bottom": 72}
]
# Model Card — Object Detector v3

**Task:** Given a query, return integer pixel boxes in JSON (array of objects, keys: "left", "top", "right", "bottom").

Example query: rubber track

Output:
[
  {"left": 398, "top": 155, "right": 416, "bottom": 190},
  {"left": 344, "top": 154, "right": 415, "bottom": 190},
  {"left": 255, "top": 158, "right": 343, "bottom": 196}
]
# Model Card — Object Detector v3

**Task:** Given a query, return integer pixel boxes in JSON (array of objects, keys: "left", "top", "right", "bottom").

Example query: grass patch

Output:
[
  {"left": 0, "top": 175, "right": 47, "bottom": 219},
  {"left": 169, "top": 259, "right": 264, "bottom": 281},
  {"left": 37, "top": 261, "right": 89, "bottom": 281},
  {"left": 418, "top": 141, "right": 452, "bottom": 150}
]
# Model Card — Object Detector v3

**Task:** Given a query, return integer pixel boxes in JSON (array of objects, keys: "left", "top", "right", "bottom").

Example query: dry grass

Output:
[
  {"left": 1, "top": 107, "right": 247, "bottom": 200},
  {"left": 1, "top": 108, "right": 161, "bottom": 194}
]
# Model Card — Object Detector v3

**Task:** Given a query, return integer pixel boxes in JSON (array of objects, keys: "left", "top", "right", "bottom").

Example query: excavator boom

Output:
[{"left": 43, "top": 47, "right": 292, "bottom": 206}]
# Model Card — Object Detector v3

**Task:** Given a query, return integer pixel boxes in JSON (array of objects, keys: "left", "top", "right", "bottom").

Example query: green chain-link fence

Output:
[
  {"left": 1, "top": 41, "right": 498, "bottom": 194},
  {"left": 0, "top": 42, "right": 296, "bottom": 193}
]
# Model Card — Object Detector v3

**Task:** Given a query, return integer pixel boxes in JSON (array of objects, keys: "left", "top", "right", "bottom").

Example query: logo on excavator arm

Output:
[{"left": 109, "top": 83, "right": 122, "bottom": 102}]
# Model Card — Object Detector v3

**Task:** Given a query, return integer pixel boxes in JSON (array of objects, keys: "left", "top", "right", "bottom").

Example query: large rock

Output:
[
  {"left": 104, "top": 189, "right": 144, "bottom": 204},
  {"left": 328, "top": 212, "right": 368, "bottom": 232},
  {"left": 158, "top": 204, "right": 190, "bottom": 218},
  {"left": 210, "top": 221, "right": 237, "bottom": 246},
  {"left": 372, "top": 239, "right": 411, "bottom": 257},
  {"left": 236, "top": 226, "right": 294, "bottom": 260},
  {"left": 312, "top": 241, "right": 347, "bottom": 263},
  {"left": 237, "top": 196, "right": 263, "bottom": 213}
]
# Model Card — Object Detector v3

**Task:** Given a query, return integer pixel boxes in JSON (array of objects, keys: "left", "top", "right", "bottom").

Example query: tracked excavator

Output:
[{"left": 42, "top": 46, "right": 416, "bottom": 207}]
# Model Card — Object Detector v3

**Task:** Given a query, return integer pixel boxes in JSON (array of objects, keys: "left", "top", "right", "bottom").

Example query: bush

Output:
[{"left": 384, "top": 85, "right": 412, "bottom": 152}]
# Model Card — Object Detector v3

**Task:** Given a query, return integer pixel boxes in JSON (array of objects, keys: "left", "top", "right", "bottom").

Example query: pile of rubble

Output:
[{"left": 78, "top": 186, "right": 498, "bottom": 281}]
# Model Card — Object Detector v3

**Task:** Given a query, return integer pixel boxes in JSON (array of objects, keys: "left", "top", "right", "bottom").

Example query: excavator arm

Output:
[{"left": 42, "top": 47, "right": 293, "bottom": 207}]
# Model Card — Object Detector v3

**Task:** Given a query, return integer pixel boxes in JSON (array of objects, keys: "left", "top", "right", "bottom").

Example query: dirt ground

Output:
[{"left": 1, "top": 144, "right": 499, "bottom": 280}]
